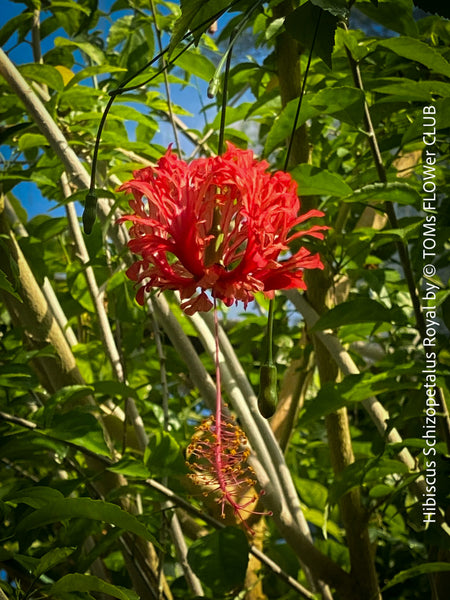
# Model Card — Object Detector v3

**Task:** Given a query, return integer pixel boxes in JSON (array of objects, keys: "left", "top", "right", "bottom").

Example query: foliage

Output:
[{"left": 0, "top": 1, "right": 449, "bottom": 599}]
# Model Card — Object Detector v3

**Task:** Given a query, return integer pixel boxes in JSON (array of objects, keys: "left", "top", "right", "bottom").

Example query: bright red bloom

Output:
[{"left": 119, "top": 143, "right": 327, "bottom": 315}]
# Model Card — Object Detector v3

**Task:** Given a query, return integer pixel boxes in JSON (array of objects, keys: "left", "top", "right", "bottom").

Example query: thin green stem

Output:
[
  {"left": 218, "top": 47, "right": 233, "bottom": 156},
  {"left": 260, "top": 8, "right": 322, "bottom": 414},
  {"left": 149, "top": 0, "right": 182, "bottom": 157},
  {"left": 283, "top": 8, "right": 321, "bottom": 172},
  {"left": 267, "top": 298, "right": 274, "bottom": 364}
]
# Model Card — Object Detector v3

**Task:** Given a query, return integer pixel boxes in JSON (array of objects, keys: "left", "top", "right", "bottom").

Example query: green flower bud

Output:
[{"left": 258, "top": 363, "right": 278, "bottom": 418}]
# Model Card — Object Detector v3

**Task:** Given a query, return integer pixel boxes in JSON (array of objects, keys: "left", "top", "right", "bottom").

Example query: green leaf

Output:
[
  {"left": 309, "top": 86, "right": 365, "bottom": 126},
  {"left": 16, "top": 497, "right": 160, "bottom": 547},
  {"left": 369, "top": 483, "right": 394, "bottom": 498},
  {"left": 302, "top": 366, "right": 419, "bottom": 423},
  {"left": 50, "top": 574, "right": 139, "bottom": 600},
  {"left": 310, "top": 0, "right": 349, "bottom": 19},
  {"left": 382, "top": 563, "right": 450, "bottom": 591},
  {"left": 45, "top": 410, "right": 110, "bottom": 456},
  {"left": 19, "top": 63, "right": 64, "bottom": 91},
  {"left": 145, "top": 430, "right": 187, "bottom": 478},
  {"left": 402, "top": 97, "right": 450, "bottom": 144},
  {"left": 66, "top": 64, "right": 127, "bottom": 88},
  {"left": 108, "top": 456, "right": 150, "bottom": 479},
  {"left": 93, "top": 380, "right": 139, "bottom": 400},
  {"left": 6, "top": 486, "right": 64, "bottom": 509},
  {"left": 54, "top": 37, "right": 105, "bottom": 65},
  {"left": 0, "top": 12, "right": 33, "bottom": 46},
  {"left": 303, "top": 507, "right": 343, "bottom": 540},
  {"left": 356, "top": 0, "right": 418, "bottom": 37},
  {"left": 285, "top": 2, "right": 339, "bottom": 68},
  {"left": 380, "top": 37, "right": 450, "bottom": 79},
  {"left": 109, "top": 104, "right": 158, "bottom": 131},
  {"left": 345, "top": 182, "right": 421, "bottom": 206},
  {"left": 17, "top": 133, "right": 48, "bottom": 151},
  {"left": 169, "top": 0, "right": 230, "bottom": 54},
  {"left": 265, "top": 98, "right": 319, "bottom": 156},
  {"left": 0, "top": 268, "right": 22, "bottom": 301},
  {"left": 291, "top": 164, "right": 352, "bottom": 197},
  {"left": 371, "top": 79, "right": 450, "bottom": 101},
  {"left": 311, "top": 298, "right": 400, "bottom": 331},
  {"left": 188, "top": 527, "right": 249, "bottom": 593},
  {"left": 34, "top": 547, "right": 74, "bottom": 578},
  {"left": 49, "top": 385, "right": 95, "bottom": 406},
  {"left": 174, "top": 49, "right": 216, "bottom": 82},
  {"left": 0, "top": 363, "right": 37, "bottom": 389}
]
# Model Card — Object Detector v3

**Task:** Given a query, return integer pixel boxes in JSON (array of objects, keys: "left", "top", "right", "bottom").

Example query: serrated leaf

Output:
[
  {"left": 6, "top": 486, "right": 64, "bottom": 510},
  {"left": 356, "top": 0, "right": 418, "bottom": 37},
  {"left": 145, "top": 430, "right": 187, "bottom": 478},
  {"left": 291, "top": 164, "right": 352, "bottom": 197},
  {"left": 19, "top": 63, "right": 64, "bottom": 91},
  {"left": 34, "top": 547, "right": 74, "bottom": 578},
  {"left": 188, "top": 528, "right": 249, "bottom": 593},
  {"left": 310, "top": 0, "right": 349, "bottom": 19},
  {"left": 50, "top": 574, "right": 139, "bottom": 600},
  {"left": 54, "top": 37, "right": 105, "bottom": 65},
  {"left": 174, "top": 49, "right": 216, "bottom": 82},
  {"left": 66, "top": 64, "right": 127, "bottom": 88},
  {"left": 45, "top": 410, "right": 110, "bottom": 456},
  {"left": 302, "top": 366, "right": 419, "bottom": 423},
  {"left": 265, "top": 98, "right": 319, "bottom": 156},
  {"left": 310, "top": 86, "right": 365, "bottom": 126},
  {"left": 380, "top": 37, "right": 450, "bottom": 79},
  {"left": 345, "top": 182, "right": 421, "bottom": 206},
  {"left": 169, "top": 0, "right": 230, "bottom": 54},
  {"left": 109, "top": 104, "right": 157, "bottom": 130},
  {"left": 0, "top": 363, "right": 37, "bottom": 388},
  {"left": 0, "top": 268, "right": 22, "bottom": 301},
  {"left": 285, "top": 2, "right": 338, "bottom": 68},
  {"left": 93, "top": 380, "right": 139, "bottom": 400},
  {"left": 311, "top": 298, "right": 399, "bottom": 331},
  {"left": 371, "top": 79, "right": 450, "bottom": 101},
  {"left": 17, "top": 133, "right": 48, "bottom": 151},
  {"left": 16, "top": 497, "right": 160, "bottom": 547},
  {"left": 108, "top": 456, "right": 150, "bottom": 479},
  {"left": 382, "top": 563, "right": 450, "bottom": 591}
]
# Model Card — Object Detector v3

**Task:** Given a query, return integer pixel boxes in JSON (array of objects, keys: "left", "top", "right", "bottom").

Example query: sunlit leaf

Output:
[
  {"left": 380, "top": 37, "right": 450, "bottom": 78},
  {"left": 50, "top": 574, "right": 139, "bottom": 600},
  {"left": 291, "top": 164, "right": 352, "bottom": 197}
]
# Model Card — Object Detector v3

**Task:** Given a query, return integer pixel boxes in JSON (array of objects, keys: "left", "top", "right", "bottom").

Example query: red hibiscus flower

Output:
[{"left": 119, "top": 142, "right": 327, "bottom": 314}]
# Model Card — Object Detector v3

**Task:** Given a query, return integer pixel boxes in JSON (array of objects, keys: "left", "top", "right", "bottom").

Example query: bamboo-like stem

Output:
[
  {"left": 4, "top": 195, "right": 79, "bottom": 348},
  {"left": 0, "top": 198, "right": 85, "bottom": 392},
  {"left": 62, "top": 175, "right": 148, "bottom": 452}
]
